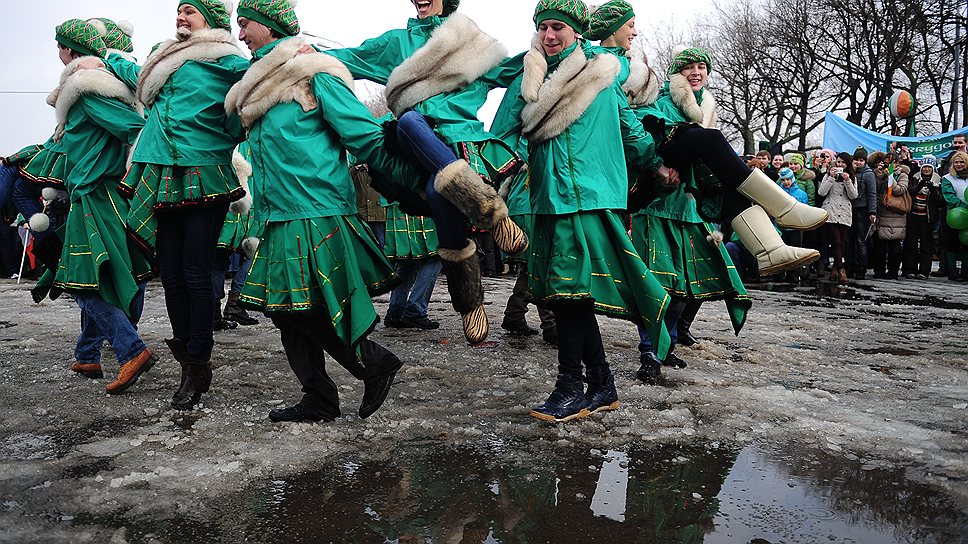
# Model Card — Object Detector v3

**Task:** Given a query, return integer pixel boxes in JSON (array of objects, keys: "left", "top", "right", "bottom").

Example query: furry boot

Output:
[
  {"left": 438, "top": 240, "right": 488, "bottom": 344},
  {"left": 434, "top": 160, "right": 528, "bottom": 256},
  {"left": 736, "top": 169, "right": 828, "bottom": 230},
  {"left": 732, "top": 205, "right": 820, "bottom": 276}
]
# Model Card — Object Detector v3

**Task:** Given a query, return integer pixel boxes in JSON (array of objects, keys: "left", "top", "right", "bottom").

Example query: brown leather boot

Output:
[
  {"left": 106, "top": 348, "right": 158, "bottom": 395},
  {"left": 837, "top": 267, "right": 849, "bottom": 285},
  {"left": 829, "top": 267, "right": 839, "bottom": 281},
  {"left": 70, "top": 362, "right": 103, "bottom": 379}
]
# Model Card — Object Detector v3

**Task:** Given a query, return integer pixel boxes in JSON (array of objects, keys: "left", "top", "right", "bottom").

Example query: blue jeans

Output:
[
  {"left": 386, "top": 257, "right": 442, "bottom": 320},
  {"left": 367, "top": 221, "right": 386, "bottom": 249},
  {"left": 74, "top": 285, "right": 147, "bottom": 365},
  {"left": 637, "top": 298, "right": 686, "bottom": 358},
  {"left": 395, "top": 111, "right": 467, "bottom": 250},
  {"left": 231, "top": 254, "right": 252, "bottom": 294},
  {"left": 0, "top": 164, "right": 14, "bottom": 209}
]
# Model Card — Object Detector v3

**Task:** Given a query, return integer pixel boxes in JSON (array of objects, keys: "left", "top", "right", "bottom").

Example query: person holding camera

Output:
[{"left": 818, "top": 152, "right": 860, "bottom": 284}]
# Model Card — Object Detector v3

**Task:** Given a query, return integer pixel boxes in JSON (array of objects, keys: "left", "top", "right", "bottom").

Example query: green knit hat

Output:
[
  {"left": 238, "top": 0, "right": 300, "bottom": 37},
  {"left": 585, "top": 0, "right": 634, "bottom": 42},
  {"left": 667, "top": 47, "right": 714, "bottom": 76},
  {"left": 533, "top": 0, "right": 589, "bottom": 34},
  {"left": 180, "top": 0, "right": 233, "bottom": 31},
  {"left": 88, "top": 18, "right": 135, "bottom": 53},
  {"left": 55, "top": 19, "right": 107, "bottom": 59},
  {"left": 787, "top": 153, "right": 806, "bottom": 167}
]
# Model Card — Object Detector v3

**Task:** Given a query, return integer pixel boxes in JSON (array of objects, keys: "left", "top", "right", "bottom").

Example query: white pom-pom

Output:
[
  {"left": 289, "top": 0, "right": 299, "bottom": 8},
  {"left": 88, "top": 19, "right": 108, "bottom": 37},
  {"left": 116, "top": 20, "right": 135, "bottom": 37},
  {"left": 41, "top": 187, "right": 60, "bottom": 201},
  {"left": 220, "top": 0, "right": 235, "bottom": 14},
  {"left": 29, "top": 213, "right": 50, "bottom": 233},
  {"left": 241, "top": 237, "right": 261, "bottom": 259},
  {"left": 229, "top": 193, "right": 252, "bottom": 215},
  {"left": 706, "top": 230, "right": 724, "bottom": 247}
]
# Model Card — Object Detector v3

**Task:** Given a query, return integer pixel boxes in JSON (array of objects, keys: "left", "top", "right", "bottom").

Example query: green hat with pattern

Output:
[
  {"left": 55, "top": 19, "right": 107, "bottom": 59},
  {"left": 88, "top": 18, "right": 135, "bottom": 53},
  {"left": 180, "top": 0, "right": 234, "bottom": 31},
  {"left": 238, "top": 0, "right": 300, "bottom": 37},
  {"left": 585, "top": 0, "right": 634, "bottom": 42},
  {"left": 533, "top": 0, "right": 589, "bottom": 34},
  {"left": 668, "top": 46, "right": 713, "bottom": 76}
]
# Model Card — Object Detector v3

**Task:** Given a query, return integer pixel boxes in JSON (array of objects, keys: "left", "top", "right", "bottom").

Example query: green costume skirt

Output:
[
  {"left": 240, "top": 215, "right": 398, "bottom": 350},
  {"left": 528, "top": 210, "right": 672, "bottom": 358},
  {"left": 120, "top": 162, "right": 244, "bottom": 255},
  {"left": 217, "top": 209, "right": 255, "bottom": 254},
  {"left": 456, "top": 139, "right": 523, "bottom": 186},
  {"left": 383, "top": 204, "right": 438, "bottom": 260},
  {"left": 14, "top": 146, "right": 67, "bottom": 188},
  {"left": 53, "top": 184, "right": 153, "bottom": 317},
  {"left": 631, "top": 214, "right": 750, "bottom": 335}
]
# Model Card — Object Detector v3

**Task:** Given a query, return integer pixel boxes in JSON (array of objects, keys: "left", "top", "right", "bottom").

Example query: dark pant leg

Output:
[
  {"left": 885, "top": 239, "right": 903, "bottom": 277},
  {"left": 503, "top": 268, "right": 530, "bottom": 326},
  {"left": 552, "top": 305, "right": 592, "bottom": 380},
  {"left": 850, "top": 209, "right": 870, "bottom": 274},
  {"left": 916, "top": 216, "right": 933, "bottom": 275},
  {"left": 828, "top": 223, "right": 845, "bottom": 268},
  {"left": 156, "top": 213, "right": 191, "bottom": 343},
  {"left": 270, "top": 313, "right": 341, "bottom": 419}
]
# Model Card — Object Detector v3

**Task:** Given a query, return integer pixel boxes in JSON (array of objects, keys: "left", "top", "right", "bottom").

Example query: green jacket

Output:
[
  {"left": 243, "top": 39, "right": 397, "bottom": 223},
  {"left": 492, "top": 41, "right": 660, "bottom": 215},
  {"left": 105, "top": 55, "right": 248, "bottom": 166},
  {"left": 325, "top": 16, "right": 521, "bottom": 145}
]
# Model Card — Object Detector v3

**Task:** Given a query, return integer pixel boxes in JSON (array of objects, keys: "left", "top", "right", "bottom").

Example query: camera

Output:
[{"left": 829, "top": 167, "right": 842, "bottom": 177}]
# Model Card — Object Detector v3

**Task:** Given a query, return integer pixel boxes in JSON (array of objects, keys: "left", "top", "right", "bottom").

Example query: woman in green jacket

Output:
[
  {"left": 324, "top": 0, "right": 527, "bottom": 345},
  {"left": 492, "top": 0, "right": 673, "bottom": 423},
  {"left": 83, "top": 0, "right": 249, "bottom": 410},
  {"left": 46, "top": 20, "right": 155, "bottom": 395}
]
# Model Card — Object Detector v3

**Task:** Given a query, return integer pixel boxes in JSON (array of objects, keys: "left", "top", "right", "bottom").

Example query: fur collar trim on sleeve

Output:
[
  {"left": 136, "top": 28, "right": 243, "bottom": 107},
  {"left": 47, "top": 57, "right": 140, "bottom": 143},
  {"left": 225, "top": 37, "right": 355, "bottom": 129},
  {"left": 668, "top": 73, "right": 717, "bottom": 128},
  {"left": 384, "top": 13, "right": 507, "bottom": 116},
  {"left": 623, "top": 48, "right": 660, "bottom": 107},
  {"left": 520, "top": 43, "right": 620, "bottom": 144}
]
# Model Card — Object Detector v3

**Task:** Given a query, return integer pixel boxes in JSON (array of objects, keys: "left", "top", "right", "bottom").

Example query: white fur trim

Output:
[
  {"left": 706, "top": 230, "right": 723, "bottom": 247},
  {"left": 668, "top": 73, "right": 717, "bottom": 128},
  {"left": 47, "top": 57, "right": 139, "bottom": 143},
  {"left": 229, "top": 150, "right": 253, "bottom": 215},
  {"left": 241, "top": 236, "right": 261, "bottom": 259},
  {"left": 29, "top": 213, "right": 50, "bottom": 233},
  {"left": 226, "top": 38, "right": 354, "bottom": 129},
  {"left": 137, "top": 28, "right": 243, "bottom": 107},
  {"left": 41, "top": 188, "right": 60, "bottom": 201},
  {"left": 88, "top": 19, "right": 108, "bottom": 37},
  {"left": 521, "top": 34, "right": 547, "bottom": 103},
  {"left": 520, "top": 47, "right": 620, "bottom": 144},
  {"left": 384, "top": 14, "right": 507, "bottom": 116},
  {"left": 623, "top": 48, "right": 660, "bottom": 107},
  {"left": 437, "top": 239, "right": 477, "bottom": 262},
  {"left": 117, "top": 20, "right": 135, "bottom": 37}
]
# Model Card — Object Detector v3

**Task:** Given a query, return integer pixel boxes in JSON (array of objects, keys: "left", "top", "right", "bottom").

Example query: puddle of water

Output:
[{"left": 857, "top": 347, "right": 919, "bottom": 356}]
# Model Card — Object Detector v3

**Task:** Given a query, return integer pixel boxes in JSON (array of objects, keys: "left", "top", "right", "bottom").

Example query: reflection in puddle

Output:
[{"left": 215, "top": 441, "right": 967, "bottom": 544}]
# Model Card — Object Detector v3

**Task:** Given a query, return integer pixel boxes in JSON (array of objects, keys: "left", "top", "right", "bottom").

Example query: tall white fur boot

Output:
[
  {"left": 732, "top": 205, "right": 820, "bottom": 276},
  {"left": 736, "top": 169, "right": 828, "bottom": 230}
]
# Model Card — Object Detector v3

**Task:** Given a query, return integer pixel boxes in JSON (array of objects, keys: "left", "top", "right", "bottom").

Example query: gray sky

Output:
[{"left": 0, "top": 0, "right": 710, "bottom": 154}]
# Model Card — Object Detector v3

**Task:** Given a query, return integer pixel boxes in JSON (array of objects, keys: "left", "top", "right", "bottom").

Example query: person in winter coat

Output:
[
  {"left": 868, "top": 151, "right": 908, "bottom": 279},
  {"left": 786, "top": 153, "right": 817, "bottom": 206},
  {"left": 818, "top": 152, "right": 860, "bottom": 284},
  {"left": 848, "top": 147, "right": 878, "bottom": 279},
  {"left": 941, "top": 150, "right": 968, "bottom": 281},
  {"left": 778, "top": 166, "right": 809, "bottom": 281},
  {"left": 903, "top": 155, "right": 942, "bottom": 279}
]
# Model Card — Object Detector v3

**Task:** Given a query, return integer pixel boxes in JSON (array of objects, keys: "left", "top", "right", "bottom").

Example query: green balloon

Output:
[
  {"left": 948, "top": 207, "right": 968, "bottom": 230},
  {"left": 960, "top": 229, "right": 968, "bottom": 247}
]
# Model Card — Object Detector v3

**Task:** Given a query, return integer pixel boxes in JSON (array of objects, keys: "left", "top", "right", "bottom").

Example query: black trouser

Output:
[
  {"left": 270, "top": 311, "right": 369, "bottom": 419},
  {"left": 660, "top": 126, "right": 754, "bottom": 223},
  {"left": 845, "top": 209, "right": 870, "bottom": 274},
  {"left": 552, "top": 303, "right": 607, "bottom": 383},
  {"left": 156, "top": 203, "right": 229, "bottom": 362},
  {"left": 871, "top": 235, "right": 902, "bottom": 277},
  {"left": 503, "top": 267, "right": 556, "bottom": 331},
  {"left": 828, "top": 223, "right": 849, "bottom": 268},
  {"left": 903, "top": 214, "right": 933, "bottom": 276}
]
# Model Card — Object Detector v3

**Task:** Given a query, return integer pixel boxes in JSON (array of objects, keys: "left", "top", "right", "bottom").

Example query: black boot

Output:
[
  {"left": 531, "top": 374, "right": 589, "bottom": 422},
  {"left": 676, "top": 301, "right": 701, "bottom": 347},
  {"left": 224, "top": 291, "right": 258, "bottom": 326},
  {"left": 584, "top": 367, "right": 619, "bottom": 414},
  {"left": 358, "top": 341, "right": 404, "bottom": 419},
  {"left": 664, "top": 351, "right": 688, "bottom": 368},
  {"left": 212, "top": 300, "right": 238, "bottom": 331},
  {"left": 636, "top": 352, "right": 662, "bottom": 384},
  {"left": 171, "top": 363, "right": 213, "bottom": 410}
]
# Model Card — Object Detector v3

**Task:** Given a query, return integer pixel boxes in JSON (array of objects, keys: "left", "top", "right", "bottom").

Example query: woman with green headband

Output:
[
  {"left": 81, "top": 0, "right": 250, "bottom": 411},
  {"left": 491, "top": 0, "right": 674, "bottom": 423},
  {"left": 324, "top": 0, "right": 527, "bottom": 345}
]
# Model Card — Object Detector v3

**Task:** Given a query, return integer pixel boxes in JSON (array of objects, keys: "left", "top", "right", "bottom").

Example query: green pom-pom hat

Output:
[
  {"left": 533, "top": 0, "right": 589, "bottom": 34},
  {"left": 88, "top": 18, "right": 135, "bottom": 53},
  {"left": 55, "top": 19, "right": 108, "bottom": 59},
  {"left": 237, "top": 0, "right": 301, "bottom": 37},
  {"left": 667, "top": 47, "right": 713, "bottom": 76},
  {"left": 179, "top": 0, "right": 234, "bottom": 31},
  {"left": 585, "top": 0, "right": 634, "bottom": 42}
]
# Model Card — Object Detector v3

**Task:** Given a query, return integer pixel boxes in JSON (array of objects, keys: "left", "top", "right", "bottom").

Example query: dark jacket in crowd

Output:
[{"left": 851, "top": 164, "right": 878, "bottom": 214}]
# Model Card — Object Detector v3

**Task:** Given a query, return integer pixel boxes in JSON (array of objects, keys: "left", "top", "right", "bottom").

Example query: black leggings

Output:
[
  {"left": 660, "top": 126, "right": 755, "bottom": 222},
  {"left": 552, "top": 303, "right": 607, "bottom": 379},
  {"left": 827, "top": 223, "right": 849, "bottom": 267}
]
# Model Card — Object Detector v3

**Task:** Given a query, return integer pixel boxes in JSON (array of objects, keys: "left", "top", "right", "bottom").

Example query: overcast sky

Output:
[{"left": 0, "top": 0, "right": 711, "bottom": 154}]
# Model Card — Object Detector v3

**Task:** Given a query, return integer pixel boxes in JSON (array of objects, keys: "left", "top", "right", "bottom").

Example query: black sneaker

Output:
[
  {"left": 502, "top": 322, "right": 539, "bottom": 335},
  {"left": 268, "top": 404, "right": 330, "bottom": 423},
  {"left": 636, "top": 352, "right": 662, "bottom": 384},
  {"left": 663, "top": 352, "right": 688, "bottom": 368},
  {"left": 676, "top": 329, "right": 699, "bottom": 347},
  {"left": 531, "top": 384, "right": 589, "bottom": 423},
  {"left": 584, "top": 374, "right": 619, "bottom": 414},
  {"left": 399, "top": 316, "right": 440, "bottom": 330},
  {"left": 384, "top": 317, "right": 404, "bottom": 328}
]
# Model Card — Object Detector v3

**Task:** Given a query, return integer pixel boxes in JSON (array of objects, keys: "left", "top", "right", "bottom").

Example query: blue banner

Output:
[{"left": 823, "top": 112, "right": 967, "bottom": 159}]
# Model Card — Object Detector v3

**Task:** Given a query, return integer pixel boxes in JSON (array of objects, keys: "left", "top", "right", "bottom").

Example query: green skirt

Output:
[
  {"left": 632, "top": 214, "right": 750, "bottom": 335},
  {"left": 383, "top": 204, "right": 438, "bottom": 260},
  {"left": 456, "top": 139, "right": 523, "bottom": 186},
  {"left": 53, "top": 184, "right": 153, "bottom": 317},
  {"left": 217, "top": 209, "right": 255, "bottom": 254},
  {"left": 528, "top": 210, "right": 672, "bottom": 358},
  {"left": 15, "top": 147, "right": 67, "bottom": 188},
  {"left": 121, "top": 162, "right": 244, "bottom": 255},
  {"left": 240, "top": 215, "right": 398, "bottom": 350}
]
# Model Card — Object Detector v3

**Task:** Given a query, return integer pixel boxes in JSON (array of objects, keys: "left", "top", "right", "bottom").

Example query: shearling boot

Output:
[
  {"left": 732, "top": 205, "right": 820, "bottom": 276},
  {"left": 434, "top": 160, "right": 528, "bottom": 256},
  {"left": 736, "top": 169, "right": 828, "bottom": 230},
  {"left": 439, "top": 240, "right": 488, "bottom": 344},
  {"left": 223, "top": 291, "right": 258, "bottom": 326}
]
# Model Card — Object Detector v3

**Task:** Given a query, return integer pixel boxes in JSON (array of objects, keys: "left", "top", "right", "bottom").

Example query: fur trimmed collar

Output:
[
  {"left": 520, "top": 39, "right": 620, "bottom": 144},
  {"left": 384, "top": 14, "right": 507, "bottom": 116},
  {"left": 623, "top": 48, "right": 661, "bottom": 108},
  {"left": 668, "top": 73, "right": 717, "bottom": 128},
  {"left": 136, "top": 28, "right": 243, "bottom": 107},
  {"left": 225, "top": 38, "right": 354, "bottom": 129},
  {"left": 47, "top": 57, "right": 139, "bottom": 143}
]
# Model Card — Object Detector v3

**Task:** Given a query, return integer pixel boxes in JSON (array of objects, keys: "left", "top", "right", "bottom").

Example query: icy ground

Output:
[{"left": 0, "top": 273, "right": 965, "bottom": 542}]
